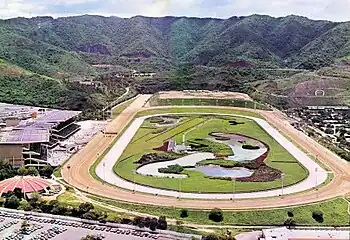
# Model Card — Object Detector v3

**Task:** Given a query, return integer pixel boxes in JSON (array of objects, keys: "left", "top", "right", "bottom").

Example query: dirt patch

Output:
[
  {"left": 157, "top": 91, "right": 252, "bottom": 101},
  {"left": 238, "top": 165, "right": 282, "bottom": 182}
]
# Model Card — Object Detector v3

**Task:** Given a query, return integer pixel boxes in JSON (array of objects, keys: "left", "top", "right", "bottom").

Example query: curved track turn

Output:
[{"left": 62, "top": 95, "right": 350, "bottom": 209}]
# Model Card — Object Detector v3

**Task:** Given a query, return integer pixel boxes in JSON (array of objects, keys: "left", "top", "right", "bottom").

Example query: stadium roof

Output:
[
  {"left": 0, "top": 128, "right": 50, "bottom": 144},
  {"left": 0, "top": 109, "right": 81, "bottom": 144},
  {"left": 35, "top": 110, "right": 80, "bottom": 123},
  {"left": 30, "top": 110, "right": 81, "bottom": 128},
  {"left": 0, "top": 176, "right": 51, "bottom": 195}
]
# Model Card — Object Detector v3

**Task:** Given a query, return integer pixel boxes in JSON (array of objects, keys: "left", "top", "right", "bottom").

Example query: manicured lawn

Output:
[
  {"left": 150, "top": 98, "right": 271, "bottom": 111},
  {"left": 138, "top": 108, "right": 263, "bottom": 118},
  {"left": 57, "top": 190, "right": 82, "bottom": 206},
  {"left": 88, "top": 195, "right": 350, "bottom": 226},
  {"left": 198, "top": 159, "right": 237, "bottom": 168},
  {"left": 114, "top": 114, "right": 307, "bottom": 193}
]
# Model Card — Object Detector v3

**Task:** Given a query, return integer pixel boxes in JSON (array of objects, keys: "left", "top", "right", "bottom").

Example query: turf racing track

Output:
[
  {"left": 95, "top": 113, "right": 327, "bottom": 199},
  {"left": 62, "top": 95, "right": 350, "bottom": 209}
]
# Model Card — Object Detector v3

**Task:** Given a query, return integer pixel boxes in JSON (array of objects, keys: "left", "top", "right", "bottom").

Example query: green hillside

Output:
[
  {"left": 0, "top": 14, "right": 350, "bottom": 110},
  {"left": 0, "top": 14, "right": 348, "bottom": 75}
]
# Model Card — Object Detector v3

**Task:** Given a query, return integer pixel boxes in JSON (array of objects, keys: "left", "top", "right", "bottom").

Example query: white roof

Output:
[{"left": 262, "top": 227, "right": 350, "bottom": 240}]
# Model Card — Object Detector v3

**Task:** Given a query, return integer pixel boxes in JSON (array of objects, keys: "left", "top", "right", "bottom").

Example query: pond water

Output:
[
  {"left": 191, "top": 165, "right": 253, "bottom": 178},
  {"left": 209, "top": 132, "right": 268, "bottom": 162}
]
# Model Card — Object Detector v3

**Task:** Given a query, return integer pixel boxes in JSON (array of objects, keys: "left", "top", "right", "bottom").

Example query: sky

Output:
[{"left": 0, "top": 0, "right": 349, "bottom": 22}]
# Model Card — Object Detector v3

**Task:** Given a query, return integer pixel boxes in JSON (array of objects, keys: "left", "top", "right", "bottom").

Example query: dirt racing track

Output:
[
  {"left": 95, "top": 113, "right": 328, "bottom": 199},
  {"left": 62, "top": 95, "right": 350, "bottom": 210}
]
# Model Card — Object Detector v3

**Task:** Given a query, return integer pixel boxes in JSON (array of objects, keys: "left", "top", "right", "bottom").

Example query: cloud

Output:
[{"left": 0, "top": 0, "right": 349, "bottom": 21}]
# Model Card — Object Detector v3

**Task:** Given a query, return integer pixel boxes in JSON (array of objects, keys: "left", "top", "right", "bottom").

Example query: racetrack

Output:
[
  {"left": 61, "top": 96, "right": 350, "bottom": 210},
  {"left": 95, "top": 113, "right": 328, "bottom": 199}
]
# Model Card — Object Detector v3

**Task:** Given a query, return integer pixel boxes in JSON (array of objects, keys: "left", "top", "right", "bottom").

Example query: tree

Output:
[
  {"left": 4, "top": 195, "right": 20, "bottom": 209},
  {"left": 312, "top": 211, "right": 324, "bottom": 223},
  {"left": 0, "top": 198, "right": 5, "bottom": 207},
  {"left": 284, "top": 218, "right": 296, "bottom": 228},
  {"left": 287, "top": 211, "right": 294, "bottom": 217},
  {"left": 0, "top": 159, "right": 16, "bottom": 181},
  {"left": 209, "top": 208, "right": 223, "bottom": 222},
  {"left": 133, "top": 216, "right": 145, "bottom": 228},
  {"left": 26, "top": 167, "right": 39, "bottom": 176},
  {"left": 41, "top": 203, "right": 54, "bottom": 213},
  {"left": 157, "top": 216, "right": 167, "bottom": 230},
  {"left": 18, "top": 199, "right": 32, "bottom": 211},
  {"left": 39, "top": 166, "right": 54, "bottom": 178},
  {"left": 17, "top": 166, "right": 27, "bottom": 176},
  {"left": 149, "top": 218, "right": 158, "bottom": 231},
  {"left": 29, "top": 192, "right": 43, "bottom": 209},
  {"left": 11, "top": 188, "right": 23, "bottom": 199},
  {"left": 21, "top": 220, "right": 30, "bottom": 229},
  {"left": 78, "top": 202, "right": 94, "bottom": 215},
  {"left": 51, "top": 204, "right": 67, "bottom": 215},
  {"left": 180, "top": 209, "right": 188, "bottom": 218}
]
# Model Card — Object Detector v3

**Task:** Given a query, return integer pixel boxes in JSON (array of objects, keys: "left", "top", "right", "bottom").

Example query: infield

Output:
[{"left": 111, "top": 113, "right": 308, "bottom": 193}]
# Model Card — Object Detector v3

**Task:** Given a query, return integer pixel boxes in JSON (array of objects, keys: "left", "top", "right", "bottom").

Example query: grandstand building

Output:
[{"left": 0, "top": 109, "right": 80, "bottom": 167}]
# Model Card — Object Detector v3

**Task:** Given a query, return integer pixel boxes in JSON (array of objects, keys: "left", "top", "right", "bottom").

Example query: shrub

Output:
[
  {"left": 284, "top": 218, "right": 296, "bottom": 228},
  {"left": 4, "top": 195, "right": 20, "bottom": 209},
  {"left": 242, "top": 144, "right": 260, "bottom": 150},
  {"left": 158, "top": 164, "right": 184, "bottom": 174},
  {"left": 202, "top": 234, "right": 220, "bottom": 240},
  {"left": 133, "top": 216, "right": 145, "bottom": 228},
  {"left": 312, "top": 211, "right": 324, "bottom": 223},
  {"left": 209, "top": 208, "right": 223, "bottom": 222},
  {"left": 287, "top": 211, "right": 294, "bottom": 217},
  {"left": 180, "top": 209, "right": 188, "bottom": 218},
  {"left": 157, "top": 216, "right": 167, "bottom": 230}
]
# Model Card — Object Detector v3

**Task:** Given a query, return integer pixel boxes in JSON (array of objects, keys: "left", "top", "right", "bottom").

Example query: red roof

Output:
[{"left": 0, "top": 176, "right": 51, "bottom": 195}]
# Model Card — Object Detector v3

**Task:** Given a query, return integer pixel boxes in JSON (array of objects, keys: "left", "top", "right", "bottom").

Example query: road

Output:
[
  {"left": 62, "top": 100, "right": 350, "bottom": 210},
  {"left": 102, "top": 87, "right": 130, "bottom": 112}
]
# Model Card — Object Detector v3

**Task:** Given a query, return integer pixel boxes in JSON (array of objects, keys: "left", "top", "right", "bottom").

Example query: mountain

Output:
[
  {"left": 0, "top": 14, "right": 349, "bottom": 77},
  {"left": 0, "top": 14, "right": 350, "bottom": 110}
]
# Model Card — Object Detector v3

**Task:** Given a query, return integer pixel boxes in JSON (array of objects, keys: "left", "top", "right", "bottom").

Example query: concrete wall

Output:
[{"left": 0, "top": 144, "right": 23, "bottom": 163}]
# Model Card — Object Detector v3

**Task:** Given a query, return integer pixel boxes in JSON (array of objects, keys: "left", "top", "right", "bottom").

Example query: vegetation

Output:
[
  {"left": 188, "top": 139, "right": 233, "bottom": 156},
  {"left": 208, "top": 208, "right": 224, "bottom": 222},
  {"left": 151, "top": 97, "right": 270, "bottom": 110},
  {"left": 1, "top": 15, "right": 347, "bottom": 73},
  {"left": 197, "top": 159, "right": 237, "bottom": 168},
  {"left": 0, "top": 160, "right": 16, "bottom": 181},
  {"left": 158, "top": 164, "right": 184, "bottom": 174},
  {"left": 89, "top": 195, "right": 350, "bottom": 226}
]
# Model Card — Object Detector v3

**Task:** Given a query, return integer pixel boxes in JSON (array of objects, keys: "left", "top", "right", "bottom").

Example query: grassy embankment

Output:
[{"left": 88, "top": 194, "right": 350, "bottom": 226}]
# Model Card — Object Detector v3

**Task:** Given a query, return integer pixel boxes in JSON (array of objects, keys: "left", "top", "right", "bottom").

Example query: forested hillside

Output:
[
  {"left": 0, "top": 14, "right": 350, "bottom": 110},
  {"left": 0, "top": 14, "right": 349, "bottom": 76}
]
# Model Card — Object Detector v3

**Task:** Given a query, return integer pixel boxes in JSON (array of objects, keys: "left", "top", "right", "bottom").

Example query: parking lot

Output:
[{"left": 0, "top": 210, "right": 190, "bottom": 240}]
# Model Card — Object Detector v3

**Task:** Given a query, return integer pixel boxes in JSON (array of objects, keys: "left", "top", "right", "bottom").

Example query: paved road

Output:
[
  {"left": 95, "top": 113, "right": 328, "bottom": 199},
  {"left": 62, "top": 102, "right": 350, "bottom": 209}
]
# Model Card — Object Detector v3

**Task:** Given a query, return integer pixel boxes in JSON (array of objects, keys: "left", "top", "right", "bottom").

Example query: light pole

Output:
[
  {"left": 132, "top": 170, "right": 136, "bottom": 193},
  {"left": 232, "top": 178, "right": 236, "bottom": 202},
  {"left": 103, "top": 162, "right": 106, "bottom": 184},
  {"left": 281, "top": 173, "right": 285, "bottom": 198},
  {"left": 315, "top": 167, "right": 318, "bottom": 199},
  {"left": 67, "top": 165, "right": 71, "bottom": 184},
  {"left": 178, "top": 177, "right": 182, "bottom": 200}
]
